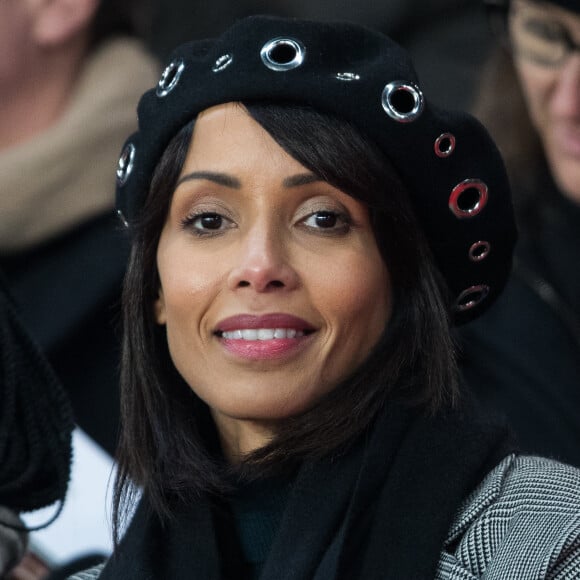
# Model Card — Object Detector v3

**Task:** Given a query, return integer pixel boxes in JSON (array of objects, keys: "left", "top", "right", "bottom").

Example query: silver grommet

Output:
[
  {"left": 212, "top": 54, "right": 233, "bottom": 72},
  {"left": 434, "top": 133, "right": 456, "bottom": 158},
  {"left": 336, "top": 72, "right": 361, "bottom": 81},
  {"left": 260, "top": 38, "right": 305, "bottom": 71},
  {"left": 454, "top": 285, "right": 490, "bottom": 312},
  {"left": 156, "top": 59, "right": 185, "bottom": 97},
  {"left": 469, "top": 241, "right": 491, "bottom": 262},
  {"left": 449, "top": 179, "right": 489, "bottom": 219},
  {"left": 116, "top": 209, "right": 129, "bottom": 228},
  {"left": 381, "top": 81, "right": 424, "bottom": 123},
  {"left": 116, "top": 143, "right": 135, "bottom": 186}
]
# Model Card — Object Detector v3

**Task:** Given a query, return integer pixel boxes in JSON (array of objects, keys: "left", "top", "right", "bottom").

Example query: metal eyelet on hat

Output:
[
  {"left": 454, "top": 284, "right": 490, "bottom": 312},
  {"left": 434, "top": 133, "right": 456, "bottom": 158},
  {"left": 212, "top": 54, "right": 233, "bottom": 72},
  {"left": 448, "top": 179, "right": 489, "bottom": 219},
  {"left": 381, "top": 81, "right": 424, "bottom": 123},
  {"left": 469, "top": 241, "right": 491, "bottom": 262},
  {"left": 260, "top": 38, "right": 305, "bottom": 71},
  {"left": 116, "top": 142, "right": 136, "bottom": 186},
  {"left": 335, "top": 72, "right": 361, "bottom": 81},
  {"left": 156, "top": 59, "right": 185, "bottom": 97}
]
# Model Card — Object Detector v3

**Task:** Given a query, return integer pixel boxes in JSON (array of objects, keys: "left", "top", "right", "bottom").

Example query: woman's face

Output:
[
  {"left": 154, "top": 102, "right": 392, "bottom": 437},
  {"left": 510, "top": 0, "right": 580, "bottom": 202}
]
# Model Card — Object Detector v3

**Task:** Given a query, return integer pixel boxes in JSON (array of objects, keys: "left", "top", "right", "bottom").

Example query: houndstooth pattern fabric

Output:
[
  {"left": 68, "top": 455, "right": 580, "bottom": 579},
  {"left": 435, "top": 454, "right": 580, "bottom": 579},
  {"left": 67, "top": 563, "right": 104, "bottom": 579}
]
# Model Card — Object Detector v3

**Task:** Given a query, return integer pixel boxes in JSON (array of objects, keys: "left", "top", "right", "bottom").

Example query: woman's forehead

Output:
[{"left": 183, "top": 102, "right": 309, "bottom": 177}]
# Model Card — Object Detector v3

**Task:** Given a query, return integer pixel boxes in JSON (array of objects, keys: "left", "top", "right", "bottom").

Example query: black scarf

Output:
[
  {"left": 100, "top": 400, "right": 512, "bottom": 579},
  {"left": 0, "top": 271, "right": 73, "bottom": 520}
]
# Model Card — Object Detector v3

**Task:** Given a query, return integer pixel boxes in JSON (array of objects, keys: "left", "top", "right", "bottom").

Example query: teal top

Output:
[{"left": 219, "top": 476, "right": 291, "bottom": 579}]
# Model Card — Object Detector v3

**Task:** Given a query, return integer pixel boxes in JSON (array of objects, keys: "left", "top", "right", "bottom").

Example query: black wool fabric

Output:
[
  {"left": 0, "top": 272, "right": 73, "bottom": 517},
  {"left": 99, "top": 400, "right": 512, "bottom": 580}
]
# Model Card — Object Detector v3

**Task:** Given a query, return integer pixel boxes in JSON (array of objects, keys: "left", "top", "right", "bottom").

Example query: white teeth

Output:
[
  {"left": 257, "top": 329, "right": 274, "bottom": 340},
  {"left": 221, "top": 328, "right": 306, "bottom": 340},
  {"left": 242, "top": 329, "right": 258, "bottom": 340}
]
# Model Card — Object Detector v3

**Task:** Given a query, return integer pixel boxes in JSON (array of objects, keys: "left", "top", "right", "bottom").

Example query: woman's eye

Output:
[
  {"left": 182, "top": 212, "right": 233, "bottom": 234},
  {"left": 301, "top": 211, "right": 351, "bottom": 232}
]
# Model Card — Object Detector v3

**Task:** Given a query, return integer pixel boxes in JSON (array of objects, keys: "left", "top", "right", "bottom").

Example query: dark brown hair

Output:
[{"left": 113, "top": 102, "right": 458, "bottom": 539}]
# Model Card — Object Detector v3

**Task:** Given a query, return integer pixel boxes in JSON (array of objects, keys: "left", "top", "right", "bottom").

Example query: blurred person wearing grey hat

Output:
[
  {"left": 66, "top": 15, "right": 580, "bottom": 580},
  {"left": 459, "top": 0, "right": 580, "bottom": 466}
]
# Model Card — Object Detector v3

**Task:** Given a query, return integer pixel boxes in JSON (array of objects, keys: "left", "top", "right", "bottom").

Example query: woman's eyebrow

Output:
[
  {"left": 176, "top": 171, "right": 241, "bottom": 188},
  {"left": 282, "top": 173, "right": 322, "bottom": 188}
]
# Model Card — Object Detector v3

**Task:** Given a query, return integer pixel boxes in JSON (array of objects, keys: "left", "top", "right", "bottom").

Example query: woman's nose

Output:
[
  {"left": 227, "top": 228, "right": 300, "bottom": 292},
  {"left": 551, "top": 54, "right": 580, "bottom": 118}
]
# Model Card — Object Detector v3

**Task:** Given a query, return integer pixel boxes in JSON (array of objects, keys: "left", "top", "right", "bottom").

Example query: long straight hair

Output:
[{"left": 113, "top": 102, "right": 458, "bottom": 540}]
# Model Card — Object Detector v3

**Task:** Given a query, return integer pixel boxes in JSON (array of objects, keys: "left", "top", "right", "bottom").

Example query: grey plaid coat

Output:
[{"left": 69, "top": 455, "right": 580, "bottom": 579}]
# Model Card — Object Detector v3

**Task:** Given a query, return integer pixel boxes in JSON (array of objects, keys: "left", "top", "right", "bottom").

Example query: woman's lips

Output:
[{"left": 214, "top": 313, "right": 316, "bottom": 360}]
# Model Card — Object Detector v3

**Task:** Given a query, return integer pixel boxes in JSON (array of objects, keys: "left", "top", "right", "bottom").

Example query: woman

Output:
[
  {"left": 460, "top": 0, "right": 580, "bottom": 465},
  {"left": 71, "top": 16, "right": 580, "bottom": 579}
]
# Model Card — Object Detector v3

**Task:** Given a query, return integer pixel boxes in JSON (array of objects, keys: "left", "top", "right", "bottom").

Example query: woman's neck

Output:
[{"left": 211, "top": 411, "right": 277, "bottom": 463}]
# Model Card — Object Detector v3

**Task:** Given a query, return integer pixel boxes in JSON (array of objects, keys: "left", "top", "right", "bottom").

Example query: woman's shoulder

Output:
[
  {"left": 459, "top": 453, "right": 580, "bottom": 518},
  {"left": 437, "top": 454, "right": 580, "bottom": 579}
]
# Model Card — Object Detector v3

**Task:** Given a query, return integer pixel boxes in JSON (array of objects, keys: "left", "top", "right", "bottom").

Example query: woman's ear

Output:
[
  {"left": 154, "top": 289, "right": 167, "bottom": 325},
  {"left": 30, "top": 0, "right": 100, "bottom": 47}
]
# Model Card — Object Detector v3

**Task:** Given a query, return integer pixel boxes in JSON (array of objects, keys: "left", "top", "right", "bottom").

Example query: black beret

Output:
[{"left": 115, "top": 15, "right": 517, "bottom": 323}]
